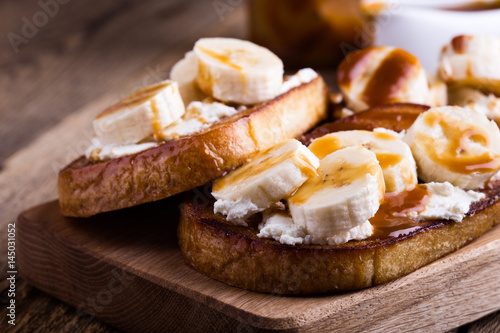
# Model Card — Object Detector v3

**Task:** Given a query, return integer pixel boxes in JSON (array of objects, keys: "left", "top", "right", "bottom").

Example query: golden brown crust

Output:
[
  {"left": 58, "top": 76, "right": 329, "bottom": 217},
  {"left": 178, "top": 183, "right": 500, "bottom": 295}
]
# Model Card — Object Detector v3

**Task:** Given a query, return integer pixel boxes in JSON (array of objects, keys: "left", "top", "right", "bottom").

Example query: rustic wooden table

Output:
[{"left": 0, "top": 0, "right": 499, "bottom": 332}]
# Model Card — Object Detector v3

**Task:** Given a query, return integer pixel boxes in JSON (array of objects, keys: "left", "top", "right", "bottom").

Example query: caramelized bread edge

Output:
[{"left": 58, "top": 76, "right": 329, "bottom": 217}]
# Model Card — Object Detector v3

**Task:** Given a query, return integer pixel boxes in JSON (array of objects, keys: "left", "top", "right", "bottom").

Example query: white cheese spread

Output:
[
  {"left": 410, "top": 182, "right": 485, "bottom": 222},
  {"left": 322, "top": 220, "right": 374, "bottom": 245},
  {"left": 280, "top": 68, "right": 318, "bottom": 94},
  {"left": 85, "top": 137, "right": 157, "bottom": 161},
  {"left": 160, "top": 100, "right": 239, "bottom": 140},
  {"left": 257, "top": 210, "right": 374, "bottom": 246},
  {"left": 257, "top": 210, "right": 307, "bottom": 245}
]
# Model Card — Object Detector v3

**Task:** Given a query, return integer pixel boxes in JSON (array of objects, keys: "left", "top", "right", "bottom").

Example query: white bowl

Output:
[{"left": 374, "top": 5, "right": 500, "bottom": 72}]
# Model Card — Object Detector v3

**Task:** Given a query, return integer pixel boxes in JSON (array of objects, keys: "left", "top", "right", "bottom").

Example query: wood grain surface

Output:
[
  {"left": 0, "top": 0, "right": 499, "bottom": 332},
  {"left": 16, "top": 199, "right": 500, "bottom": 332}
]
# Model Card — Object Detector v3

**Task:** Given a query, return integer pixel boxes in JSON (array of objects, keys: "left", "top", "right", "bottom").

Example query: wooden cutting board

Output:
[{"left": 17, "top": 196, "right": 500, "bottom": 333}]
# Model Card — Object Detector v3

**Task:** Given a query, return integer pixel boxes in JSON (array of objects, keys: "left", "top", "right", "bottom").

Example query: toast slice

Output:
[
  {"left": 178, "top": 106, "right": 500, "bottom": 294},
  {"left": 58, "top": 76, "right": 329, "bottom": 217},
  {"left": 178, "top": 182, "right": 500, "bottom": 294}
]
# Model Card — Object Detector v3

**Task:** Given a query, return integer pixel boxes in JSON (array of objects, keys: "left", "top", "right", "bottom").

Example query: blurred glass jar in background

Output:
[{"left": 249, "top": 0, "right": 375, "bottom": 68}]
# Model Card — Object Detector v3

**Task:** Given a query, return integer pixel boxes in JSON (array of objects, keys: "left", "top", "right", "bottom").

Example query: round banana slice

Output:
[
  {"left": 194, "top": 38, "right": 284, "bottom": 105},
  {"left": 170, "top": 51, "right": 206, "bottom": 105},
  {"left": 288, "top": 146, "right": 385, "bottom": 238},
  {"left": 308, "top": 130, "right": 417, "bottom": 193},
  {"left": 337, "top": 46, "right": 429, "bottom": 112},
  {"left": 404, "top": 106, "right": 500, "bottom": 190},
  {"left": 93, "top": 80, "right": 185, "bottom": 145},
  {"left": 438, "top": 35, "right": 500, "bottom": 95},
  {"left": 212, "top": 139, "right": 319, "bottom": 225}
]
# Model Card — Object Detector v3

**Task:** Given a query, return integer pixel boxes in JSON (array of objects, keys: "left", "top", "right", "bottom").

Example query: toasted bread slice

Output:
[
  {"left": 178, "top": 106, "right": 500, "bottom": 294},
  {"left": 178, "top": 183, "right": 500, "bottom": 295},
  {"left": 58, "top": 76, "right": 329, "bottom": 217}
]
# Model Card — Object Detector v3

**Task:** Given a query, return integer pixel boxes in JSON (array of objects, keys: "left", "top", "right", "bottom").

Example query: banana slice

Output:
[
  {"left": 449, "top": 86, "right": 500, "bottom": 126},
  {"left": 308, "top": 130, "right": 417, "bottom": 193},
  {"left": 94, "top": 81, "right": 185, "bottom": 145},
  {"left": 337, "top": 46, "right": 429, "bottom": 112},
  {"left": 212, "top": 139, "right": 319, "bottom": 225},
  {"left": 404, "top": 106, "right": 500, "bottom": 190},
  {"left": 438, "top": 35, "right": 500, "bottom": 95},
  {"left": 288, "top": 146, "right": 385, "bottom": 238},
  {"left": 170, "top": 51, "right": 206, "bottom": 105},
  {"left": 194, "top": 38, "right": 284, "bottom": 105}
]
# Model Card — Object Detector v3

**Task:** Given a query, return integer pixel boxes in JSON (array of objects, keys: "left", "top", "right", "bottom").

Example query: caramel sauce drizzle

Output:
[
  {"left": 337, "top": 47, "right": 380, "bottom": 87},
  {"left": 376, "top": 152, "right": 403, "bottom": 169},
  {"left": 308, "top": 135, "right": 341, "bottom": 159},
  {"left": 451, "top": 35, "right": 470, "bottom": 54},
  {"left": 96, "top": 83, "right": 168, "bottom": 119},
  {"left": 373, "top": 132, "right": 396, "bottom": 140},
  {"left": 369, "top": 184, "right": 431, "bottom": 239},
  {"left": 420, "top": 112, "right": 500, "bottom": 174},
  {"left": 197, "top": 46, "right": 243, "bottom": 71},
  {"left": 308, "top": 132, "right": 403, "bottom": 169},
  {"left": 150, "top": 98, "right": 162, "bottom": 140},
  {"left": 361, "top": 48, "right": 419, "bottom": 107},
  {"left": 289, "top": 157, "right": 380, "bottom": 205},
  {"left": 445, "top": 1, "right": 500, "bottom": 11},
  {"left": 197, "top": 46, "right": 250, "bottom": 92},
  {"left": 213, "top": 142, "right": 318, "bottom": 192}
]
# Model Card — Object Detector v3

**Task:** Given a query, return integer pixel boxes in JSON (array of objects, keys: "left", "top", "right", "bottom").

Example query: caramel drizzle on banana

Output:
[{"left": 419, "top": 111, "right": 500, "bottom": 174}]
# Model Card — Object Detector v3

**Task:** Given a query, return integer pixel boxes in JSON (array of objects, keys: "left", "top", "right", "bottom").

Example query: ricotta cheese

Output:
[
  {"left": 257, "top": 210, "right": 374, "bottom": 246},
  {"left": 160, "top": 101, "right": 238, "bottom": 140},
  {"left": 280, "top": 68, "right": 318, "bottom": 94},
  {"left": 323, "top": 220, "right": 374, "bottom": 245},
  {"left": 257, "top": 209, "right": 306, "bottom": 245},
  {"left": 410, "top": 182, "right": 485, "bottom": 222},
  {"left": 85, "top": 137, "right": 157, "bottom": 161}
]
